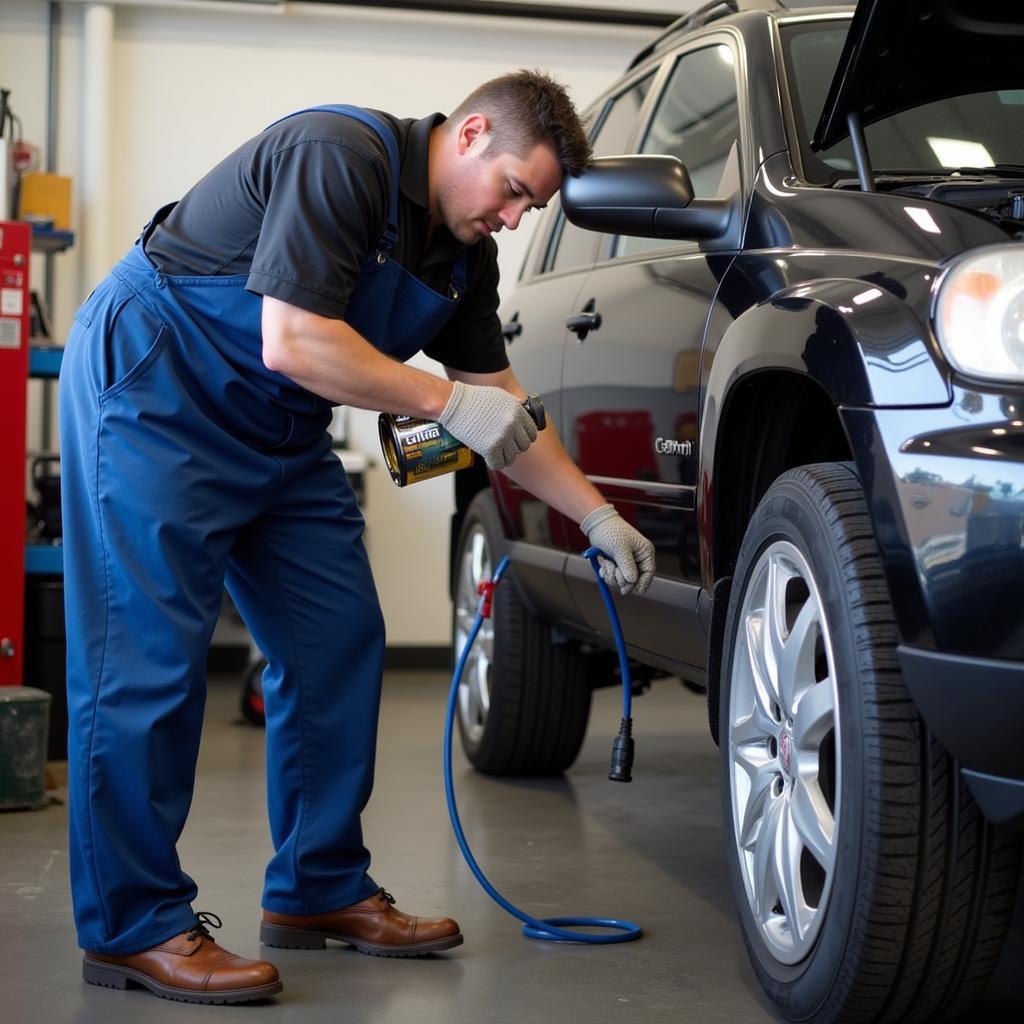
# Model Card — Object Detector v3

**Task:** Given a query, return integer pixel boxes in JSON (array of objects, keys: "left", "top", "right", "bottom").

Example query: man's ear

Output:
[{"left": 456, "top": 112, "right": 492, "bottom": 156}]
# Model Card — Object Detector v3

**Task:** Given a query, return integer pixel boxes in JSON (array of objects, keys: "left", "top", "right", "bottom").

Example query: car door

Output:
[
  {"left": 561, "top": 37, "right": 745, "bottom": 676},
  {"left": 493, "top": 69, "right": 660, "bottom": 626}
]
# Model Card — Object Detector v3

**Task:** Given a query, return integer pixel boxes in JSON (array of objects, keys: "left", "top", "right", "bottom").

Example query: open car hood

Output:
[{"left": 813, "top": 0, "right": 1024, "bottom": 150}]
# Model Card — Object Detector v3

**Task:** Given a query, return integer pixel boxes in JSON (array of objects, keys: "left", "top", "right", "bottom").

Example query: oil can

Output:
[{"left": 379, "top": 395, "right": 545, "bottom": 487}]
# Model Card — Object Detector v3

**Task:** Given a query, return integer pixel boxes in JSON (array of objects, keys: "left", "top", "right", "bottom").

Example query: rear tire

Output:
[
  {"left": 452, "top": 490, "right": 592, "bottom": 776},
  {"left": 720, "top": 462, "right": 1021, "bottom": 1024}
]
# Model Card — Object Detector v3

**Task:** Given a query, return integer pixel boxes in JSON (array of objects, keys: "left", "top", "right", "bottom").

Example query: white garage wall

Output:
[{"left": 1, "top": 0, "right": 673, "bottom": 645}]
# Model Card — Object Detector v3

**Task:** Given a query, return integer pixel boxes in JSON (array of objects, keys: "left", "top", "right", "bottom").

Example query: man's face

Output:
[{"left": 437, "top": 131, "right": 562, "bottom": 246}]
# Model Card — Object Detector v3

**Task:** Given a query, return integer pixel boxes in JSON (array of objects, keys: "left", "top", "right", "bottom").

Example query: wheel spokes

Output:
[
  {"left": 777, "top": 599, "right": 818, "bottom": 718},
  {"left": 793, "top": 677, "right": 835, "bottom": 750},
  {"left": 729, "top": 538, "right": 841, "bottom": 965},
  {"left": 774, "top": 796, "right": 810, "bottom": 943},
  {"left": 456, "top": 526, "right": 493, "bottom": 745},
  {"left": 751, "top": 794, "right": 785, "bottom": 920},
  {"left": 744, "top": 604, "right": 781, "bottom": 720},
  {"left": 789, "top": 769, "right": 835, "bottom": 871},
  {"left": 732, "top": 717, "right": 777, "bottom": 849}
]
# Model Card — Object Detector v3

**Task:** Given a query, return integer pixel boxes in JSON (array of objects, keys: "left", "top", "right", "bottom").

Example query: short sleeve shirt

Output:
[{"left": 144, "top": 108, "right": 509, "bottom": 373}]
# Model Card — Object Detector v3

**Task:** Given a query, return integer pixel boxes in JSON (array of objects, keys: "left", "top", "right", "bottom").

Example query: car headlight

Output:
[{"left": 933, "top": 245, "right": 1024, "bottom": 382}]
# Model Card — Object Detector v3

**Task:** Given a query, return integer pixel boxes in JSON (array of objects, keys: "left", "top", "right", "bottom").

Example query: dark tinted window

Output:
[
  {"left": 616, "top": 43, "right": 740, "bottom": 258},
  {"left": 783, "top": 22, "right": 1024, "bottom": 182},
  {"left": 545, "top": 73, "right": 654, "bottom": 274}
]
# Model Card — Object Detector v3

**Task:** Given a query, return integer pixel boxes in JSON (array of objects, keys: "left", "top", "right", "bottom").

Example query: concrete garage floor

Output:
[{"left": 2, "top": 671, "right": 1022, "bottom": 1023}]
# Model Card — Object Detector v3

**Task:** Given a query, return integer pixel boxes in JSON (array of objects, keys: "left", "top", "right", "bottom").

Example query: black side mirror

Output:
[{"left": 563, "top": 154, "right": 734, "bottom": 242}]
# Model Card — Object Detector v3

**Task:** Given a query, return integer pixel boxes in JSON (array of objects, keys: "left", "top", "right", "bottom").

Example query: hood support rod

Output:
[{"left": 847, "top": 109, "right": 876, "bottom": 192}]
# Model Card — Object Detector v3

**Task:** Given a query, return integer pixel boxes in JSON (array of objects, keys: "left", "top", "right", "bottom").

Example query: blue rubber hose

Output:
[{"left": 443, "top": 548, "right": 643, "bottom": 944}]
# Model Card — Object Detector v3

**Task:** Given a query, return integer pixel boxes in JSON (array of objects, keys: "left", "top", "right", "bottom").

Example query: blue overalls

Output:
[{"left": 59, "top": 106, "right": 468, "bottom": 954}]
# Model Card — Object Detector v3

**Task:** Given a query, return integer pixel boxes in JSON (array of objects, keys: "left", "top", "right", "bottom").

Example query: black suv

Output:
[{"left": 449, "top": 1, "right": 1024, "bottom": 1021}]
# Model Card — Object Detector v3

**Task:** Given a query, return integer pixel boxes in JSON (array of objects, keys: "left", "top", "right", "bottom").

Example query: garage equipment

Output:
[
  {"left": 0, "top": 686, "right": 51, "bottom": 809},
  {"left": 444, "top": 547, "right": 642, "bottom": 943},
  {"left": 0, "top": 219, "right": 31, "bottom": 688}
]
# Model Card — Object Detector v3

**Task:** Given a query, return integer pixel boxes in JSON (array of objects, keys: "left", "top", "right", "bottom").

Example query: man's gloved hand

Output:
[
  {"left": 438, "top": 381, "right": 539, "bottom": 470},
  {"left": 580, "top": 503, "right": 656, "bottom": 596}
]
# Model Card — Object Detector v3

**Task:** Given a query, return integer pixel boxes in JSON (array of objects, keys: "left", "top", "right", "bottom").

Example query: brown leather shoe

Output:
[
  {"left": 260, "top": 887, "right": 463, "bottom": 957},
  {"left": 83, "top": 913, "right": 282, "bottom": 1004}
]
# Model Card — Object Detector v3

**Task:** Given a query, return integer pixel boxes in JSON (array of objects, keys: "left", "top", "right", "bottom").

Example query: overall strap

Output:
[
  {"left": 265, "top": 104, "right": 401, "bottom": 252},
  {"left": 450, "top": 250, "right": 468, "bottom": 300}
]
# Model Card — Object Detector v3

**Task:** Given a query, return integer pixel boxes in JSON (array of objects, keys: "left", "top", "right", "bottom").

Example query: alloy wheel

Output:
[
  {"left": 728, "top": 539, "right": 841, "bottom": 965},
  {"left": 454, "top": 524, "right": 493, "bottom": 747}
]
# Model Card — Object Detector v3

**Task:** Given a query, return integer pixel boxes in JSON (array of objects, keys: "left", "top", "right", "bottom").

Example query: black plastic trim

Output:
[
  {"left": 897, "top": 644, "right": 1024, "bottom": 782},
  {"left": 961, "top": 770, "right": 1024, "bottom": 831}
]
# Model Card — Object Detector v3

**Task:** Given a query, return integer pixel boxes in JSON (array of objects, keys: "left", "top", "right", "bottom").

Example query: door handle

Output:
[
  {"left": 501, "top": 312, "right": 523, "bottom": 342},
  {"left": 565, "top": 298, "right": 601, "bottom": 342}
]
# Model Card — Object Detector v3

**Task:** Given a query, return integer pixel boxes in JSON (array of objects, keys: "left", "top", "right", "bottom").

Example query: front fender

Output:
[
  {"left": 704, "top": 276, "right": 951, "bottom": 415},
  {"left": 697, "top": 276, "right": 953, "bottom": 587}
]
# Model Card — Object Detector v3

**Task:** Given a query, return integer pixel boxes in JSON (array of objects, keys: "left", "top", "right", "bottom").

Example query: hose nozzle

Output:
[{"left": 608, "top": 717, "right": 634, "bottom": 783}]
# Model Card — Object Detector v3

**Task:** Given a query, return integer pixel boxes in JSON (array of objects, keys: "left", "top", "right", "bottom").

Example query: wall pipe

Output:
[
  {"left": 81, "top": 4, "right": 115, "bottom": 307},
  {"left": 59, "top": 0, "right": 677, "bottom": 29},
  {"left": 295, "top": 1, "right": 675, "bottom": 28},
  {"left": 46, "top": 3, "right": 60, "bottom": 176},
  {"left": 41, "top": 2, "right": 63, "bottom": 451}
]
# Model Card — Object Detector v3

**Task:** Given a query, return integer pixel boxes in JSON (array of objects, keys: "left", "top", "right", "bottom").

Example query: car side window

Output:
[
  {"left": 544, "top": 73, "right": 655, "bottom": 275},
  {"left": 613, "top": 44, "right": 741, "bottom": 259}
]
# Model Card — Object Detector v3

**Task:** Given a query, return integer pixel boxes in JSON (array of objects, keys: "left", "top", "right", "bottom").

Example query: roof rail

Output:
[{"left": 627, "top": 0, "right": 783, "bottom": 70}]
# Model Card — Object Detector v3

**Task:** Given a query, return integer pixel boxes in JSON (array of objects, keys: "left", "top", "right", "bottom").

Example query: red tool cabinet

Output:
[{"left": 0, "top": 220, "right": 31, "bottom": 686}]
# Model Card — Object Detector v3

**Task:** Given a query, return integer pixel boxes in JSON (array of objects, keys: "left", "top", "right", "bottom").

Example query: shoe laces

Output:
[
  {"left": 186, "top": 911, "right": 223, "bottom": 943},
  {"left": 377, "top": 888, "right": 396, "bottom": 906}
]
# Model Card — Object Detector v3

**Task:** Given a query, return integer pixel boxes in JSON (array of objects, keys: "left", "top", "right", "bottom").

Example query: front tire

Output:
[
  {"left": 452, "top": 490, "right": 592, "bottom": 775},
  {"left": 720, "top": 462, "right": 1020, "bottom": 1024}
]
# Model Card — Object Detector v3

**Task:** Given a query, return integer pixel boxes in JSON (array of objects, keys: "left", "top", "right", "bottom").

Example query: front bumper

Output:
[
  {"left": 898, "top": 645, "right": 1024, "bottom": 829},
  {"left": 844, "top": 389, "right": 1024, "bottom": 660},
  {"left": 843, "top": 388, "right": 1024, "bottom": 828}
]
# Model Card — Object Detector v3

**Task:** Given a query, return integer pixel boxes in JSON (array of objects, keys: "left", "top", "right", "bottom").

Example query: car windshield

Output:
[{"left": 781, "top": 20, "right": 1024, "bottom": 184}]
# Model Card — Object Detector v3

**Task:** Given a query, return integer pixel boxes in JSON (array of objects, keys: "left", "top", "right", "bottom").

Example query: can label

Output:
[{"left": 379, "top": 413, "right": 474, "bottom": 486}]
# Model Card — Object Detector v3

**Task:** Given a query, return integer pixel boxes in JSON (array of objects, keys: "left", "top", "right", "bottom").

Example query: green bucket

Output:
[{"left": 0, "top": 687, "right": 52, "bottom": 810}]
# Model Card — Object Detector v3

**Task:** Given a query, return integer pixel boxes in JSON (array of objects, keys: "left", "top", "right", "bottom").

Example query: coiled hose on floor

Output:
[{"left": 443, "top": 548, "right": 643, "bottom": 944}]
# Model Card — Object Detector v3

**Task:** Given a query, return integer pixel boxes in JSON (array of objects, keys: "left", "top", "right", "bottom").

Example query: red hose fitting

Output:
[{"left": 476, "top": 580, "right": 499, "bottom": 618}]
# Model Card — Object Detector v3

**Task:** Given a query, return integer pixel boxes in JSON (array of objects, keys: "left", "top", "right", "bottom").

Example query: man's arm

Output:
[
  {"left": 446, "top": 365, "right": 656, "bottom": 594},
  {"left": 262, "top": 296, "right": 454, "bottom": 419},
  {"left": 446, "top": 365, "right": 606, "bottom": 522},
  {"left": 262, "top": 296, "right": 539, "bottom": 470}
]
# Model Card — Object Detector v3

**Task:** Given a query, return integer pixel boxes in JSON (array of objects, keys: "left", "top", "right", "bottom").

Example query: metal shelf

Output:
[
  {"left": 30, "top": 227, "right": 74, "bottom": 255},
  {"left": 29, "top": 345, "right": 63, "bottom": 378},
  {"left": 25, "top": 543, "right": 63, "bottom": 575}
]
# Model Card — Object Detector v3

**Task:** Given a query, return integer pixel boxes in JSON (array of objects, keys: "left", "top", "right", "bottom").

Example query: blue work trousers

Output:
[{"left": 59, "top": 250, "right": 384, "bottom": 954}]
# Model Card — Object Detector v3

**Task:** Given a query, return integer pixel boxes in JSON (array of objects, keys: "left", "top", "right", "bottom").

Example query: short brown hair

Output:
[{"left": 448, "top": 69, "right": 592, "bottom": 177}]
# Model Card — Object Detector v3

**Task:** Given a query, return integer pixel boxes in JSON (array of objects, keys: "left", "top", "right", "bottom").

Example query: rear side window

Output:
[
  {"left": 544, "top": 72, "right": 655, "bottom": 275},
  {"left": 614, "top": 43, "right": 741, "bottom": 258}
]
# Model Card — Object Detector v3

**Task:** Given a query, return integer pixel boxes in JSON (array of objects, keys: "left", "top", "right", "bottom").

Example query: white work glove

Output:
[
  {"left": 580, "top": 504, "right": 656, "bottom": 596},
  {"left": 438, "top": 381, "right": 539, "bottom": 470}
]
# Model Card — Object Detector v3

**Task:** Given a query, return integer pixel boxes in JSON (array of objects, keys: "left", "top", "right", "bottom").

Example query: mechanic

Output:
[{"left": 60, "top": 69, "right": 656, "bottom": 1004}]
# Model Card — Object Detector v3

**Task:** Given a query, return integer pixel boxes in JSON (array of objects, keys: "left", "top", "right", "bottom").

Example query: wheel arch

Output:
[
  {"left": 702, "top": 369, "right": 852, "bottom": 742},
  {"left": 710, "top": 370, "right": 853, "bottom": 581},
  {"left": 698, "top": 281, "right": 950, "bottom": 743}
]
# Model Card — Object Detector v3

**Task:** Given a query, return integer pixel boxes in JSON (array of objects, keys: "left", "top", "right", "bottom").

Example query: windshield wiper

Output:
[
  {"left": 949, "top": 164, "right": 1024, "bottom": 179},
  {"left": 828, "top": 172, "right": 949, "bottom": 190},
  {"left": 826, "top": 165, "right": 1024, "bottom": 190}
]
